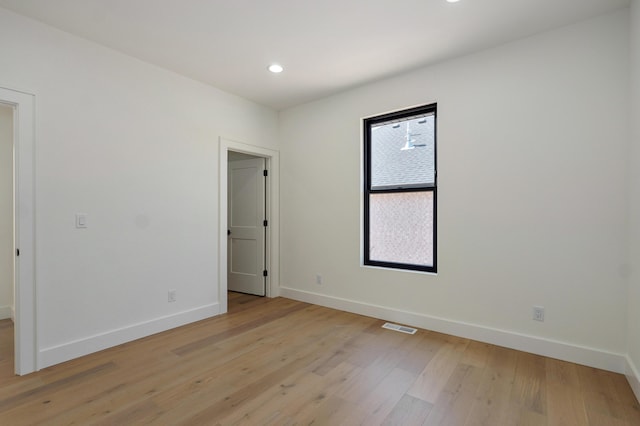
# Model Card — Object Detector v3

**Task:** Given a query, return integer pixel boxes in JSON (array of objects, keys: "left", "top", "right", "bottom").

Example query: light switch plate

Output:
[{"left": 75, "top": 213, "right": 87, "bottom": 228}]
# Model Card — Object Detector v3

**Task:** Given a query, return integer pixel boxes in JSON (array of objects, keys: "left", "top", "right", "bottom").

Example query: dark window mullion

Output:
[{"left": 369, "top": 186, "right": 435, "bottom": 195}]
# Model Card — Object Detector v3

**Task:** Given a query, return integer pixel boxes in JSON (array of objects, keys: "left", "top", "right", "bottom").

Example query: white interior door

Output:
[{"left": 228, "top": 157, "right": 266, "bottom": 296}]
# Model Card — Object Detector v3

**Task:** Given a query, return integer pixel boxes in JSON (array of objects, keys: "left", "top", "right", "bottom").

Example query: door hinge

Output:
[
  {"left": 263, "top": 219, "right": 268, "bottom": 227},
  {"left": 16, "top": 248, "right": 19, "bottom": 257},
  {"left": 263, "top": 270, "right": 268, "bottom": 277},
  {"left": 263, "top": 169, "right": 268, "bottom": 177}
]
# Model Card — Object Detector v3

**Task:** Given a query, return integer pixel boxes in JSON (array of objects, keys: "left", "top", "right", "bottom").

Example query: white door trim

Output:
[
  {"left": 0, "top": 86, "right": 37, "bottom": 375},
  {"left": 219, "top": 138, "right": 280, "bottom": 313}
]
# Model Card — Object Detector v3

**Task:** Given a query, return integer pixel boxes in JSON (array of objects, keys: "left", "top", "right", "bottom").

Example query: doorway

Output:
[
  {"left": 218, "top": 138, "right": 280, "bottom": 314},
  {"left": 0, "top": 104, "right": 14, "bottom": 322},
  {"left": 228, "top": 153, "right": 266, "bottom": 297},
  {"left": 0, "top": 87, "right": 36, "bottom": 375}
]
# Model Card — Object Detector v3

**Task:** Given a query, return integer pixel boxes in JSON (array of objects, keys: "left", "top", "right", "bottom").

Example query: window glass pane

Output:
[
  {"left": 370, "top": 114, "right": 435, "bottom": 189},
  {"left": 369, "top": 191, "right": 434, "bottom": 267}
]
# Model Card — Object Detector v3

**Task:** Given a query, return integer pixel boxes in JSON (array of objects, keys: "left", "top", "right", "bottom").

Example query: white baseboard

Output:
[
  {"left": 39, "top": 303, "right": 220, "bottom": 369},
  {"left": 280, "top": 287, "right": 626, "bottom": 374},
  {"left": 0, "top": 305, "right": 12, "bottom": 320},
  {"left": 626, "top": 355, "right": 640, "bottom": 403}
]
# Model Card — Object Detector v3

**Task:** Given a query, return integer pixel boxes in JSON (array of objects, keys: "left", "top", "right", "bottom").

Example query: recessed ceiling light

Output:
[
  {"left": 268, "top": 64, "right": 284, "bottom": 73},
  {"left": 446, "top": 0, "right": 460, "bottom": 3}
]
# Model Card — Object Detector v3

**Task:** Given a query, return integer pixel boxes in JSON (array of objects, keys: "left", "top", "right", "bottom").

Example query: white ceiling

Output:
[{"left": 0, "top": 0, "right": 630, "bottom": 110}]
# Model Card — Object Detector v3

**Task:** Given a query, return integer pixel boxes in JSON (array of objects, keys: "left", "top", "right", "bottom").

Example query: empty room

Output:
[{"left": 1, "top": 0, "right": 640, "bottom": 424}]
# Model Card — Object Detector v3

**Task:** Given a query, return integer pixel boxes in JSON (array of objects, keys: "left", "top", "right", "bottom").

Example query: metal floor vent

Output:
[{"left": 382, "top": 322, "right": 417, "bottom": 335}]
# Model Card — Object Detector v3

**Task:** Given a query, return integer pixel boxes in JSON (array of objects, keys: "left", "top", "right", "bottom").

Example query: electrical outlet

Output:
[
  {"left": 168, "top": 290, "right": 177, "bottom": 303},
  {"left": 532, "top": 306, "right": 545, "bottom": 322},
  {"left": 316, "top": 274, "right": 323, "bottom": 285}
]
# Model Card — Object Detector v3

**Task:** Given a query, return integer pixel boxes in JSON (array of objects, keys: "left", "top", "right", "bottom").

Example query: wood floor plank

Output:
[
  {"left": 328, "top": 366, "right": 419, "bottom": 425},
  {"left": 609, "top": 372, "right": 640, "bottom": 424},
  {"left": 0, "top": 295, "right": 638, "bottom": 425},
  {"left": 358, "top": 367, "right": 418, "bottom": 424},
  {"left": 407, "top": 334, "right": 469, "bottom": 404},
  {"left": 577, "top": 364, "right": 630, "bottom": 425},
  {"left": 312, "top": 327, "right": 378, "bottom": 376},
  {"left": 334, "top": 344, "right": 409, "bottom": 404},
  {"left": 460, "top": 340, "right": 492, "bottom": 369},
  {"left": 511, "top": 351, "right": 547, "bottom": 415},
  {"left": 546, "top": 382, "right": 588, "bottom": 426},
  {"left": 382, "top": 393, "right": 434, "bottom": 425},
  {"left": 503, "top": 405, "right": 548, "bottom": 426},
  {"left": 395, "top": 331, "right": 443, "bottom": 376},
  {"left": 423, "top": 363, "right": 484, "bottom": 426},
  {"left": 233, "top": 362, "right": 360, "bottom": 425},
  {"left": 421, "top": 339, "right": 492, "bottom": 425},
  {"left": 289, "top": 363, "right": 363, "bottom": 422},
  {"left": 463, "top": 345, "right": 518, "bottom": 426}
]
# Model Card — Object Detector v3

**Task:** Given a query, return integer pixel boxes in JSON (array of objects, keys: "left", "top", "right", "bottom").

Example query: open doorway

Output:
[
  {"left": 0, "top": 104, "right": 15, "bottom": 374},
  {"left": 227, "top": 152, "right": 267, "bottom": 298},
  {"left": 0, "top": 87, "right": 36, "bottom": 375},
  {"left": 219, "top": 138, "right": 280, "bottom": 315}
]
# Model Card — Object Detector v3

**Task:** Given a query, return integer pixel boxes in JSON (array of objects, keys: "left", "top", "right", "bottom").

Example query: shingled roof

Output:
[{"left": 370, "top": 114, "right": 435, "bottom": 189}]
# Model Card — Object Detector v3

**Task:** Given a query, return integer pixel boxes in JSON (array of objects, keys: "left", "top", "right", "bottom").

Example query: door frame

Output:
[
  {"left": 0, "top": 86, "right": 37, "bottom": 375},
  {"left": 219, "top": 138, "right": 279, "bottom": 313}
]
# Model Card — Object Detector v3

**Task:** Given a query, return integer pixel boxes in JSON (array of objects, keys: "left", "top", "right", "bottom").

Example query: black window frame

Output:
[{"left": 363, "top": 103, "right": 437, "bottom": 273}]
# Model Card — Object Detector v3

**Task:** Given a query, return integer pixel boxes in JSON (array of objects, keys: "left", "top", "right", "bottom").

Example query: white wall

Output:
[
  {"left": 0, "top": 104, "right": 12, "bottom": 320},
  {"left": 279, "top": 10, "right": 630, "bottom": 371},
  {"left": 627, "top": 0, "right": 640, "bottom": 398},
  {"left": 0, "top": 7, "right": 278, "bottom": 367}
]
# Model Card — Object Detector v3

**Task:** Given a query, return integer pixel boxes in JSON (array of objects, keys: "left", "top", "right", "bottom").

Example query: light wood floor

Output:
[{"left": 1, "top": 293, "right": 639, "bottom": 425}]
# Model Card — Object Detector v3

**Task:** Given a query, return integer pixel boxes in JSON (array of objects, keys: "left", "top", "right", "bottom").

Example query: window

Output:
[{"left": 363, "top": 103, "right": 437, "bottom": 273}]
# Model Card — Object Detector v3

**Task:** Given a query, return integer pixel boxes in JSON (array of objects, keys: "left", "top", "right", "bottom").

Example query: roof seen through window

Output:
[{"left": 370, "top": 115, "right": 435, "bottom": 189}]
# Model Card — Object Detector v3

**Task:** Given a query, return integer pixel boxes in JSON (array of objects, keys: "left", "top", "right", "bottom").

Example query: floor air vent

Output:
[{"left": 382, "top": 322, "right": 417, "bottom": 335}]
